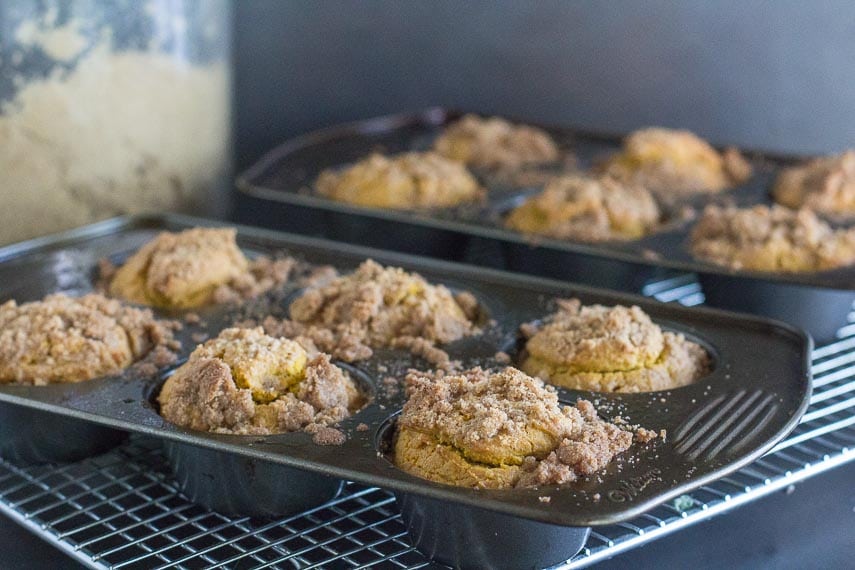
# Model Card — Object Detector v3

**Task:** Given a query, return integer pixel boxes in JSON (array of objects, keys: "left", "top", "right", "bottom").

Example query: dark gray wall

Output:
[{"left": 234, "top": 0, "right": 855, "bottom": 169}]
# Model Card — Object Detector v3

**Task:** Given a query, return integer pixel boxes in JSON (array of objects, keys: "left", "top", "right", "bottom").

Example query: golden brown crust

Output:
[
  {"left": 158, "top": 327, "right": 362, "bottom": 435},
  {"left": 261, "top": 260, "right": 480, "bottom": 365},
  {"left": 0, "top": 293, "right": 176, "bottom": 385},
  {"left": 316, "top": 152, "right": 483, "bottom": 209},
  {"left": 772, "top": 151, "right": 855, "bottom": 216},
  {"left": 598, "top": 128, "right": 752, "bottom": 196},
  {"left": 108, "top": 228, "right": 293, "bottom": 309},
  {"left": 433, "top": 114, "right": 559, "bottom": 169},
  {"left": 505, "top": 174, "right": 661, "bottom": 241},
  {"left": 521, "top": 299, "right": 709, "bottom": 392},
  {"left": 690, "top": 204, "right": 855, "bottom": 272},
  {"left": 393, "top": 367, "right": 637, "bottom": 489}
]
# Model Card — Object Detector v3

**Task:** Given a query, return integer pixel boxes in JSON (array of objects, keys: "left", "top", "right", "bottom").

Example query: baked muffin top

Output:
[
  {"left": 264, "top": 260, "right": 480, "bottom": 365},
  {"left": 394, "top": 366, "right": 639, "bottom": 489},
  {"left": 108, "top": 227, "right": 293, "bottom": 309},
  {"left": 598, "top": 127, "right": 752, "bottom": 197},
  {"left": 505, "top": 174, "right": 661, "bottom": 242},
  {"left": 316, "top": 152, "right": 483, "bottom": 209},
  {"left": 0, "top": 293, "right": 176, "bottom": 385},
  {"left": 773, "top": 150, "right": 855, "bottom": 216},
  {"left": 433, "top": 114, "right": 560, "bottom": 170},
  {"left": 690, "top": 204, "right": 855, "bottom": 272},
  {"left": 158, "top": 327, "right": 362, "bottom": 435},
  {"left": 521, "top": 299, "right": 709, "bottom": 393}
]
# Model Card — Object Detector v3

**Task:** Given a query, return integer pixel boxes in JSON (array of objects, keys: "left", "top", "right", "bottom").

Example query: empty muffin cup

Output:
[
  {"left": 0, "top": 402, "right": 126, "bottom": 466},
  {"left": 395, "top": 491, "right": 590, "bottom": 569},
  {"left": 163, "top": 440, "right": 343, "bottom": 518}
]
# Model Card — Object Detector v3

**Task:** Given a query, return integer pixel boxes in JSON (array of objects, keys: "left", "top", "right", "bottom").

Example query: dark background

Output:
[{"left": 234, "top": 0, "right": 855, "bottom": 172}]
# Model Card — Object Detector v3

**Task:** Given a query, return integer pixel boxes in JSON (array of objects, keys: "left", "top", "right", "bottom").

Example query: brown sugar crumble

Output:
[
  {"left": 104, "top": 227, "right": 295, "bottom": 309},
  {"left": 393, "top": 366, "right": 656, "bottom": 489},
  {"left": 690, "top": 204, "right": 855, "bottom": 272},
  {"left": 0, "top": 293, "right": 179, "bottom": 385},
  {"left": 309, "top": 425, "right": 347, "bottom": 446},
  {"left": 433, "top": 114, "right": 560, "bottom": 170},
  {"left": 256, "top": 260, "right": 482, "bottom": 367},
  {"left": 773, "top": 150, "right": 855, "bottom": 216},
  {"left": 597, "top": 127, "right": 752, "bottom": 198},
  {"left": 316, "top": 151, "right": 484, "bottom": 210},
  {"left": 505, "top": 174, "right": 663, "bottom": 242},
  {"left": 158, "top": 327, "right": 364, "bottom": 437},
  {"left": 356, "top": 422, "right": 370, "bottom": 432},
  {"left": 521, "top": 298, "right": 710, "bottom": 392}
]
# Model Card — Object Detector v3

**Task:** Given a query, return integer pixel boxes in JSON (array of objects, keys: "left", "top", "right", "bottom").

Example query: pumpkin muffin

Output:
[
  {"left": 690, "top": 204, "right": 855, "bottom": 272},
  {"left": 0, "top": 293, "right": 177, "bottom": 385},
  {"left": 158, "top": 327, "right": 363, "bottom": 435},
  {"left": 521, "top": 299, "right": 709, "bottom": 393},
  {"left": 772, "top": 150, "right": 855, "bottom": 216},
  {"left": 262, "top": 260, "right": 481, "bottom": 366},
  {"left": 108, "top": 227, "right": 293, "bottom": 309},
  {"left": 315, "top": 152, "right": 482, "bottom": 209},
  {"left": 505, "top": 174, "right": 661, "bottom": 241},
  {"left": 433, "top": 114, "right": 560, "bottom": 170},
  {"left": 393, "top": 366, "right": 641, "bottom": 489},
  {"left": 598, "top": 127, "right": 752, "bottom": 197}
]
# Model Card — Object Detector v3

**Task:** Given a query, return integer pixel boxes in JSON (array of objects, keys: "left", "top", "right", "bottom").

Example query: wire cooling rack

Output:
[{"left": 0, "top": 274, "right": 853, "bottom": 569}]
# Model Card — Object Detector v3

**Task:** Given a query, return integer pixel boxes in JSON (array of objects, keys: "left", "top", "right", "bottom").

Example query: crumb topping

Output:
[
  {"left": 505, "top": 174, "right": 661, "bottom": 242},
  {"left": 521, "top": 299, "right": 709, "bottom": 392},
  {"left": 158, "top": 327, "right": 362, "bottom": 436},
  {"left": 259, "top": 260, "right": 480, "bottom": 366},
  {"left": 773, "top": 150, "right": 855, "bottom": 216},
  {"left": 107, "top": 227, "right": 293, "bottom": 309},
  {"left": 0, "top": 293, "right": 178, "bottom": 385},
  {"left": 316, "top": 151, "right": 483, "bottom": 209},
  {"left": 598, "top": 127, "right": 752, "bottom": 196},
  {"left": 690, "top": 204, "right": 855, "bottom": 272},
  {"left": 433, "top": 114, "right": 559, "bottom": 170},
  {"left": 394, "top": 367, "right": 643, "bottom": 489}
]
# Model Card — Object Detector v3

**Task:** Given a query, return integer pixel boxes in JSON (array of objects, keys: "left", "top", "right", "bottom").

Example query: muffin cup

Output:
[
  {"left": 378, "top": 415, "right": 589, "bottom": 569},
  {"left": 162, "top": 440, "right": 343, "bottom": 518},
  {"left": 698, "top": 272, "right": 855, "bottom": 344},
  {"left": 395, "top": 491, "right": 590, "bottom": 569},
  {"left": 0, "top": 402, "right": 127, "bottom": 466}
]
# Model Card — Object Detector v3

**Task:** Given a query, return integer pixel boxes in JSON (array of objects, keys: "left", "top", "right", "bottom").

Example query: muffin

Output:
[
  {"left": 315, "top": 152, "right": 482, "bottom": 209},
  {"left": 108, "top": 227, "right": 292, "bottom": 309},
  {"left": 393, "top": 366, "right": 640, "bottom": 489},
  {"left": 433, "top": 114, "right": 560, "bottom": 170},
  {"left": 690, "top": 204, "right": 855, "bottom": 272},
  {"left": 598, "top": 127, "right": 752, "bottom": 197},
  {"left": 264, "top": 260, "right": 481, "bottom": 365},
  {"left": 505, "top": 174, "right": 661, "bottom": 241},
  {"left": 772, "top": 150, "right": 855, "bottom": 216},
  {"left": 521, "top": 299, "right": 709, "bottom": 392},
  {"left": 0, "top": 293, "right": 176, "bottom": 385},
  {"left": 158, "top": 327, "right": 363, "bottom": 435}
]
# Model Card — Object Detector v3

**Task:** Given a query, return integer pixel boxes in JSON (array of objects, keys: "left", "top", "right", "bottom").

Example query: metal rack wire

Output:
[{"left": 0, "top": 274, "right": 853, "bottom": 569}]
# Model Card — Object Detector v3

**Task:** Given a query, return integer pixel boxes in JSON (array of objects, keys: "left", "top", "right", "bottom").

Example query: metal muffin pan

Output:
[
  {"left": 237, "top": 107, "right": 855, "bottom": 342},
  {"left": 0, "top": 215, "right": 810, "bottom": 562}
]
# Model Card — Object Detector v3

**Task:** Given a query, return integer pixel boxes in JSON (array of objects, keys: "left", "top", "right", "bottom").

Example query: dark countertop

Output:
[{"left": 1, "top": 461, "right": 852, "bottom": 569}]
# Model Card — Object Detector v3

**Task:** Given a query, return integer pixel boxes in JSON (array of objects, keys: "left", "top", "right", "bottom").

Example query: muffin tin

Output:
[
  {"left": 237, "top": 108, "right": 855, "bottom": 342},
  {"left": 0, "top": 214, "right": 810, "bottom": 564}
]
